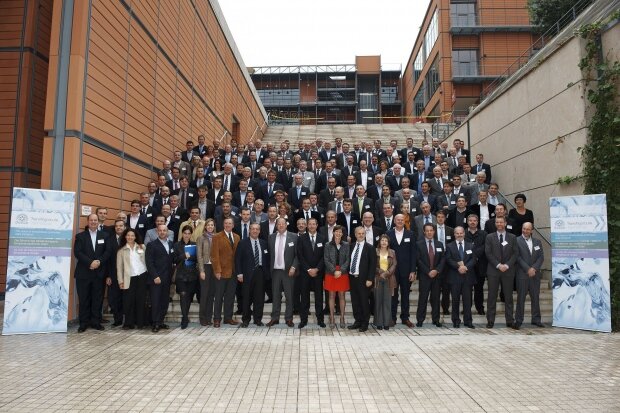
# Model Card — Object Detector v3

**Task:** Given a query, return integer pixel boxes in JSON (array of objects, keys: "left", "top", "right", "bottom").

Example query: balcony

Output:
[
  {"left": 450, "top": 10, "right": 533, "bottom": 34},
  {"left": 451, "top": 63, "right": 509, "bottom": 83}
]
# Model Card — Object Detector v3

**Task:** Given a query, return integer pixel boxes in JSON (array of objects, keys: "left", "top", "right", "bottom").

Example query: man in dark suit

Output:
[
  {"left": 235, "top": 223, "right": 269, "bottom": 327},
  {"left": 318, "top": 177, "right": 337, "bottom": 210},
  {"left": 514, "top": 222, "right": 545, "bottom": 329},
  {"left": 258, "top": 170, "right": 284, "bottom": 205},
  {"left": 427, "top": 166, "right": 448, "bottom": 196},
  {"left": 73, "top": 214, "right": 112, "bottom": 332},
  {"left": 267, "top": 218, "right": 299, "bottom": 327},
  {"left": 105, "top": 219, "right": 126, "bottom": 327},
  {"left": 366, "top": 175, "right": 385, "bottom": 202},
  {"left": 277, "top": 158, "right": 296, "bottom": 188},
  {"left": 316, "top": 164, "right": 341, "bottom": 195},
  {"left": 416, "top": 182, "right": 437, "bottom": 214},
  {"left": 465, "top": 214, "right": 488, "bottom": 315},
  {"left": 375, "top": 185, "right": 401, "bottom": 220},
  {"left": 126, "top": 200, "right": 150, "bottom": 240},
  {"left": 352, "top": 185, "right": 374, "bottom": 217},
  {"left": 470, "top": 190, "right": 496, "bottom": 230},
  {"left": 336, "top": 199, "right": 361, "bottom": 239},
  {"left": 445, "top": 226, "right": 477, "bottom": 328},
  {"left": 386, "top": 164, "right": 406, "bottom": 195},
  {"left": 193, "top": 135, "right": 207, "bottom": 157},
  {"left": 353, "top": 160, "right": 375, "bottom": 189},
  {"left": 415, "top": 223, "right": 446, "bottom": 327},
  {"left": 287, "top": 174, "right": 310, "bottom": 211},
  {"left": 347, "top": 226, "right": 376, "bottom": 332},
  {"left": 340, "top": 154, "right": 359, "bottom": 178},
  {"left": 220, "top": 163, "right": 239, "bottom": 193},
  {"left": 388, "top": 214, "right": 417, "bottom": 328},
  {"left": 473, "top": 153, "right": 492, "bottom": 184},
  {"left": 436, "top": 181, "right": 458, "bottom": 214},
  {"left": 446, "top": 196, "right": 472, "bottom": 229},
  {"left": 294, "top": 198, "right": 322, "bottom": 228},
  {"left": 296, "top": 218, "right": 327, "bottom": 328},
  {"left": 145, "top": 224, "right": 175, "bottom": 332},
  {"left": 485, "top": 216, "right": 518, "bottom": 328},
  {"left": 176, "top": 176, "right": 198, "bottom": 211}
]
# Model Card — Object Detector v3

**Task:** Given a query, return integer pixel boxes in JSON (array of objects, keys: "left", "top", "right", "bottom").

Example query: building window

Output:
[
  {"left": 425, "top": 57, "right": 440, "bottom": 100},
  {"left": 424, "top": 9, "right": 439, "bottom": 60},
  {"left": 413, "top": 51, "right": 424, "bottom": 85},
  {"left": 414, "top": 86, "right": 425, "bottom": 117},
  {"left": 257, "top": 88, "right": 300, "bottom": 106},
  {"left": 450, "top": 3, "right": 476, "bottom": 27},
  {"left": 452, "top": 49, "right": 479, "bottom": 76}
]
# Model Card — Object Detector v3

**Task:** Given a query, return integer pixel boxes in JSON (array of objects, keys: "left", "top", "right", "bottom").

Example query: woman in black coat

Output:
[{"left": 174, "top": 225, "right": 199, "bottom": 329}]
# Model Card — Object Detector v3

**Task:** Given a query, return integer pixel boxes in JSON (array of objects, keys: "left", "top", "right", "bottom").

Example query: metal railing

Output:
[
  {"left": 452, "top": 62, "right": 518, "bottom": 79},
  {"left": 480, "top": 0, "right": 594, "bottom": 99},
  {"left": 450, "top": 10, "right": 531, "bottom": 28}
]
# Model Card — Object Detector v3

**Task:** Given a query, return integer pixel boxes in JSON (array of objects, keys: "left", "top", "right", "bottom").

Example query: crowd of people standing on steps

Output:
[{"left": 73, "top": 134, "right": 544, "bottom": 333}]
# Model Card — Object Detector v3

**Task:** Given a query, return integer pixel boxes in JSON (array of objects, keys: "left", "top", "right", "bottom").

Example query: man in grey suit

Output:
[
  {"left": 267, "top": 217, "right": 299, "bottom": 327},
  {"left": 469, "top": 172, "right": 490, "bottom": 205},
  {"left": 514, "top": 222, "right": 545, "bottom": 329},
  {"left": 485, "top": 216, "right": 518, "bottom": 328},
  {"left": 413, "top": 202, "right": 437, "bottom": 240}
]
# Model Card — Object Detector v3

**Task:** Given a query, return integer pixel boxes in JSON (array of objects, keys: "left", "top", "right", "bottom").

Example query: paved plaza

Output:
[{"left": 0, "top": 309, "right": 618, "bottom": 413}]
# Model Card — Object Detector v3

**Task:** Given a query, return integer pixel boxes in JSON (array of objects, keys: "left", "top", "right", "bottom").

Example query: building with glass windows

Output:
[
  {"left": 402, "top": 0, "right": 534, "bottom": 124},
  {"left": 249, "top": 56, "right": 402, "bottom": 125}
]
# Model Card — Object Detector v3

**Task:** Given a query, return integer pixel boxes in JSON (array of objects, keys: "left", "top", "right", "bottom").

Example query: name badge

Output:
[
  {"left": 375, "top": 236, "right": 380, "bottom": 241},
  {"left": 316, "top": 243, "right": 323, "bottom": 247},
  {"left": 220, "top": 195, "right": 224, "bottom": 199},
  {"left": 459, "top": 193, "right": 464, "bottom": 196},
  {"left": 450, "top": 201, "right": 456, "bottom": 204},
  {"left": 446, "top": 236, "right": 452, "bottom": 240},
  {"left": 411, "top": 208, "right": 416, "bottom": 211},
  {"left": 507, "top": 225, "right": 513, "bottom": 229},
  {"left": 404, "top": 238, "right": 410, "bottom": 243},
  {"left": 138, "top": 224, "right": 144, "bottom": 228},
  {"left": 321, "top": 214, "right": 325, "bottom": 218},
  {"left": 470, "top": 178, "right": 476, "bottom": 182},
  {"left": 301, "top": 192, "right": 306, "bottom": 195},
  {"left": 534, "top": 245, "right": 541, "bottom": 251},
  {"left": 97, "top": 239, "right": 105, "bottom": 244},
  {"left": 463, "top": 218, "right": 467, "bottom": 223},
  {"left": 288, "top": 242, "right": 294, "bottom": 247},
  {"left": 368, "top": 177, "right": 373, "bottom": 181},
  {"left": 491, "top": 213, "right": 495, "bottom": 217},
  {"left": 365, "top": 205, "right": 370, "bottom": 209},
  {"left": 248, "top": 186, "right": 252, "bottom": 191},
  {"left": 181, "top": 167, "right": 187, "bottom": 171},
  {"left": 264, "top": 249, "right": 268, "bottom": 254},
  {"left": 188, "top": 193, "right": 194, "bottom": 197},
  {"left": 352, "top": 220, "right": 358, "bottom": 224},
  {"left": 436, "top": 247, "right": 442, "bottom": 252},
  {"left": 137, "top": 249, "right": 143, "bottom": 254},
  {"left": 501, "top": 241, "right": 508, "bottom": 246},
  {"left": 231, "top": 211, "right": 236, "bottom": 216},
  {"left": 146, "top": 213, "right": 152, "bottom": 217},
  {"left": 466, "top": 250, "right": 472, "bottom": 254},
  {"left": 174, "top": 215, "right": 180, "bottom": 219}
]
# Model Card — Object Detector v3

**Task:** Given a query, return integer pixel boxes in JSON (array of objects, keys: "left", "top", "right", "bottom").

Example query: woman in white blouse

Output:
[{"left": 116, "top": 228, "right": 147, "bottom": 330}]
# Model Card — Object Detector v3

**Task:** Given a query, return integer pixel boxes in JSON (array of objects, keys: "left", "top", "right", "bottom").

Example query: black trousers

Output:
[
  {"left": 472, "top": 263, "right": 487, "bottom": 311},
  {"left": 293, "top": 274, "right": 302, "bottom": 313},
  {"left": 150, "top": 276, "right": 171, "bottom": 326},
  {"left": 391, "top": 273, "right": 412, "bottom": 322},
  {"left": 440, "top": 275, "right": 451, "bottom": 313},
  {"left": 107, "top": 276, "right": 124, "bottom": 323},
  {"left": 417, "top": 274, "right": 441, "bottom": 324},
  {"left": 177, "top": 278, "right": 199, "bottom": 322},
  {"left": 242, "top": 266, "right": 266, "bottom": 324},
  {"left": 235, "top": 279, "right": 243, "bottom": 312},
  {"left": 349, "top": 276, "right": 370, "bottom": 326},
  {"left": 300, "top": 272, "right": 324, "bottom": 323},
  {"left": 76, "top": 276, "right": 104, "bottom": 328},
  {"left": 451, "top": 276, "right": 473, "bottom": 325},
  {"left": 123, "top": 273, "right": 147, "bottom": 328}
]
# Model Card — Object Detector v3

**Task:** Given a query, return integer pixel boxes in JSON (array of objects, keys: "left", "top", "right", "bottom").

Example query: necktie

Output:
[
  {"left": 425, "top": 216, "right": 430, "bottom": 224},
  {"left": 305, "top": 211, "right": 309, "bottom": 221},
  {"left": 254, "top": 240, "right": 260, "bottom": 266},
  {"left": 337, "top": 202, "right": 342, "bottom": 214},
  {"left": 499, "top": 233, "right": 504, "bottom": 263},
  {"left": 428, "top": 240, "right": 435, "bottom": 269},
  {"left": 228, "top": 232, "right": 234, "bottom": 246},
  {"left": 386, "top": 218, "right": 391, "bottom": 228},
  {"left": 174, "top": 180, "right": 179, "bottom": 190},
  {"left": 243, "top": 224, "right": 248, "bottom": 239},
  {"left": 224, "top": 175, "right": 229, "bottom": 191},
  {"left": 351, "top": 243, "right": 360, "bottom": 274},
  {"left": 439, "top": 226, "right": 444, "bottom": 246},
  {"left": 99, "top": 224, "right": 103, "bottom": 231},
  {"left": 141, "top": 207, "right": 146, "bottom": 215},
  {"left": 358, "top": 198, "right": 363, "bottom": 214},
  {"left": 268, "top": 183, "right": 273, "bottom": 197},
  {"left": 193, "top": 221, "right": 197, "bottom": 228},
  {"left": 437, "top": 178, "right": 441, "bottom": 187},
  {"left": 180, "top": 190, "right": 186, "bottom": 209},
  {"left": 459, "top": 242, "right": 464, "bottom": 260},
  {"left": 311, "top": 235, "right": 315, "bottom": 251},
  {"left": 297, "top": 187, "right": 301, "bottom": 199},
  {"left": 418, "top": 174, "right": 423, "bottom": 192}
]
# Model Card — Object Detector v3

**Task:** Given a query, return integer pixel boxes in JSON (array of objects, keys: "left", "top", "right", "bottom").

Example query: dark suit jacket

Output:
[
  {"left": 446, "top": 208, "right": 472, "bottom": 229},
  {"left": 336, "top": 212, "right": 361, "bottom": 238},
  {"left": 470, "top": 203, "right": 496, "bottom": 228},
  {"left": 485, "top": 231, "right": 518, "bottom": 277},
  {"left": 145, "top": 238, "right": 175, "bottom": 283},
  {"left": 516, "top": 236, "right": 544, "bottom": 278},
  {"left": 465, "top": 228, "right": 488, "bottom": 274},
  {"left": 434, "top": 225, "right": 454, "bottom": 246},
  {"left": 318, "top": 189, "right": 336, "bottom": 209},
  {"left": 296, "top": 232, "right": 327, "bottom": 275},
  {"left": 387, "top": 229, "right": 416, "bottom": 277},
  {"left": 436, "top": 193, "right": 458, "bottom": 213},
  {"left": 170, "top": 207, "right": 189, "bottom": 223},
  {"left": 352, "top": 197, "right": 374, "bottom": 217},
  {"left": 340, "top": 162, "right": 358, "bottom": 177},
  {"left": 220, "top": 174, "right": 239, "bottom": 193},
  {"left": 126, "top": 214, "right": 150, "bottom": 240},
  {"left": 318, "top": 148, "right": 336, "bottom": 164},
  {"left": 73, "top": 229, "right": 112, "bottom": 280},
  {"left": 375, "top": 197, "right": 401, "bottom": 218},
  {"left": 416, "top": 238, "right": 446, "bottom": 276},
  {"left": 316, "top": 171, "right": 341, "bottom": 194},
  {"left": 260, "top": 220, "right": 278, "bottom": 241},
  {"left": 277, "top": 169, "right": 296, "bottom": 188},
  {"left": 353, "top": 170, "right": 375, "bottom": 188},
  {"left": 257, "top": 181, "right": 284, "bottom": 204},
  {"left": 349, "top": 242, "right": 376, "bottom": 284},
  {"left": 268, "top": 231, "right": 299, "bottom": 272},
  {"left": 293, "top": 210, "right": 322, "bottom": 228},
  {"left": 386, "top": 175, "right": 406, "bottom": 194},
  {"left": 235, "top": 237, "right": 269, "bottom": 282},
  {"left": 427, "top": 177, "right": 448, "bottom": 196},
  {"left": 175, "top": 188, "right": 198, "bottom": 210},
  {"left": 445, "top": 240, "right": 477, "bottom": 284},
  {"left": 287, "top": 186, "right": 311, "bottom": 210},
  {"left": 473, "top": 162, "right": 492, "bottom": 183}
]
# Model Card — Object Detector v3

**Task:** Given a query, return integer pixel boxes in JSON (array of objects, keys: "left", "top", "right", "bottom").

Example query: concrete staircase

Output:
[{"left": 262, "top": 123, "right": 435, "bottom": 146}]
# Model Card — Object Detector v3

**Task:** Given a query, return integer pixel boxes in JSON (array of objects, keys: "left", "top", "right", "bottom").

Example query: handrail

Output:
[
  {"left": 480, "top": 0, "right": 593, "bottom": 100},
  {"left": 249, "top": 120, "right": 268, "bottom": 143},
  {"left": 218, "top": 130, "right": 228, "bottom": 143},
  {"left": 499, "top": 190, "right": 551, "bottom": 247}
]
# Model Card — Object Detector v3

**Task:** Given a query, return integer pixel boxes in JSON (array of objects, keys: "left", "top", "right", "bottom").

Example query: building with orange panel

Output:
[
  {"left": 0, "top": 0, "right": 266, "bottom": 300},
  {"left": 402, "top": 0, "right": 534, "bottom": 124}
]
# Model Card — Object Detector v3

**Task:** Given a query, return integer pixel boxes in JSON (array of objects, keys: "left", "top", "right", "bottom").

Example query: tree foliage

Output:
[{"left": 528, "top": 0, "right": 594, "bottom": 33}]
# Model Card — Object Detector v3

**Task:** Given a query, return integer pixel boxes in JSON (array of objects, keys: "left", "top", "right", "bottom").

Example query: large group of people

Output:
[{"left": 73, "top": 135, "right": 545, "bottom": 333}]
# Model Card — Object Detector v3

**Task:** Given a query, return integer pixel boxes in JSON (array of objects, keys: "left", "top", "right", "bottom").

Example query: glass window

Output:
[
  {"left": 425, "top": 57, "right": 440, "bottom": 99},
  {"left": 452, "top": 50, "right": 479, "bottom": 76},
  {"left": 414, "top": 86, "right": 425, "bottom": 117},
  {"left": 424, "top": 10, "right": 439, "bottom": 60},
  {"left": 450, "top": 3, "right": 476, "bottom": 27},
  {"left": 257, "top": 88, "right": 300, "bottom": 106},
  {"left": 413, "top": 51, "right": 424, "bottom": 85}
]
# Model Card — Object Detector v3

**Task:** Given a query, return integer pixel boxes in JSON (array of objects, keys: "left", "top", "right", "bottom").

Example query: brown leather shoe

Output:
[
  {"left": 200, "top": 320, "right": 212, "bottom": 326},
  {"left": 213, "top": 320, "right": 221, "bottom": 328},
  {"left": 403, "top": 320, "right": 414, "bottom": 328},
  {"left": 266, "top": 319, "right": 279, "bottom": 327},
  {"left": 286, "top": 320, "right": 294, "bottom": 328},
  {"left": 224, "top": 319, "right": 239, "bottom": 325},
  {"left": 389, "top": 320, "right": 396, "bottom": 327}
]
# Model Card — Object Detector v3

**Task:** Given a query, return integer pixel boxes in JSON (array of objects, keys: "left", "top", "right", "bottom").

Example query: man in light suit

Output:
[
  {"left": 267, "top": 217, "right": 299, "bottom": 327},
  {"left": 73, "top": 214, "right": 112, "bottom": 332},
  {"left": 485, "top": 216, "right": 518, "bottom": 328},
  {"left": 145, "top": 224, "right": 175, "bottom": 332},
  {"left": 298, "top": 160, "right": 316, "bottom": 193},
  {"left": 235, "top": 223, "right": 269, "bottom": 327},
  {"left": 347, "top": 226, "right": 376, "bottom": 332},
  {"left": 514, "top": 222, "right": 545, "bottom": 329},
  {"left": 445, "top": 226, "right": 477, "bottom": 328},
  {"left": 144, "top": 215, "right": 174, "bottom": 245}
]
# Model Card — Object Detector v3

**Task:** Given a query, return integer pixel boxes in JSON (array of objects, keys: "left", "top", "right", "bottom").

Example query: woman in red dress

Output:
[{"left": 323, "top": 225, "right": 350, "bottom": 328}]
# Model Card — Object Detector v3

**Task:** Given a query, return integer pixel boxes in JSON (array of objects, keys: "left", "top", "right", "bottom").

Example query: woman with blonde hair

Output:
[
  {"left": 374, "top": 234, "right": 397, "bottom": 330},
  {"left": 323, "top": 225, "right": 350, "bottom": 328},
  {"left": 197, "top": 218, "right": 216, "bottom": 326}
]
